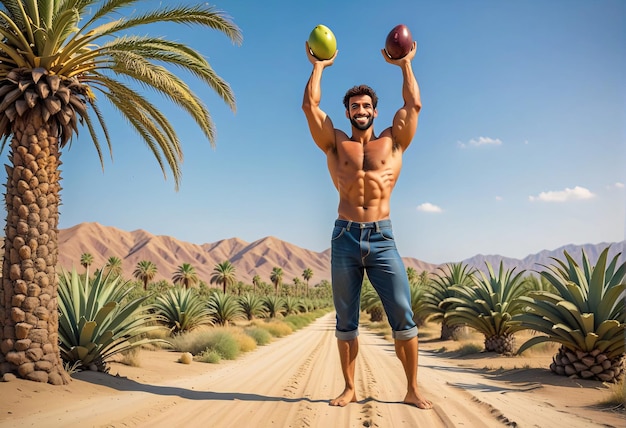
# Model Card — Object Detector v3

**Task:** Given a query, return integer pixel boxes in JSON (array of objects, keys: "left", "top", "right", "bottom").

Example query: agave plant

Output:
[
  {"left": 57, "top": 268, "right": 164, "bottom": 372},
  {"left": 423, "top": 263, "right": 476, "bottom": 339},
  {"left": 283, "top": 296, "right": 304, "bottom": 316},
  {"left": 262, "top": 295, "right": 286, "bottom": 319},
  {"left": 443, "top": 262, "right": 527, "bottom": 354},
  {"left": 361, "top": 281, "right": 384, "bottom": 322},
  {"left": 153, "top": 287, "right": 213, "bottom": 334},
  {"left": 409, "top": 282, "right": 430, "bottom": 327},
  {"left": 207, "top": 292, "right": 244, "bottom": 326},
  {"left": 238, "top": 293, "right": 267, "bottom": 320},
  {"left": 515, "top": 247, "right": 625, "bottom": 382}
]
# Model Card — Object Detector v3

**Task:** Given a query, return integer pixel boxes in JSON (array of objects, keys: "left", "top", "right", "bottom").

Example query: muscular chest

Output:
[{"left": 336, "top": 139, "right": 397, "bottom": 172}]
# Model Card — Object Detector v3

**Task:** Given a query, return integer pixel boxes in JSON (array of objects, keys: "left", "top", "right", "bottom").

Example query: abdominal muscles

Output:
[{"left": 337, "top": 170, "right": 394, "bottom": 221}]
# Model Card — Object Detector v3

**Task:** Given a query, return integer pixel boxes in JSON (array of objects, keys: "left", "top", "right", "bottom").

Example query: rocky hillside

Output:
[
  {"left": 1, "top": 222, "right": 623, "bottom": 286},
  {"left": 55, "top": 222, "right": 437, "bottom": 285}
]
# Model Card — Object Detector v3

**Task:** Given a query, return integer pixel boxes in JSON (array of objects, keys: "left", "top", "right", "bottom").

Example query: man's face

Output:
[{"left": 346, "top": 95, "right": 377, "bottom": 131}]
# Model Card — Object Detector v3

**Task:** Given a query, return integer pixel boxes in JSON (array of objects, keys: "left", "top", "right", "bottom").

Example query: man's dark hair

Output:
[{"left": 343, "top": 85, "right": 378, "bottom": 110}]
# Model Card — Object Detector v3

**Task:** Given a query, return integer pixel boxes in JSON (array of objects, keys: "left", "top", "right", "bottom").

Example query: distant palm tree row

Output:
[{"left": 78, "top": 252, "right": 316, "bottom": 297}]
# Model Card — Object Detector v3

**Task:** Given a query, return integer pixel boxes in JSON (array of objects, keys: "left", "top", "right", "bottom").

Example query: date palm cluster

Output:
[{"left": 0, "top": 68, "right": 89, "bottom": 148}]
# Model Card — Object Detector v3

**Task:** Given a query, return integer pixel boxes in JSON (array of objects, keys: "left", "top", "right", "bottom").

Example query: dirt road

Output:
[{"left": 3, "top": 313, "right": 623, "bottom": 427}]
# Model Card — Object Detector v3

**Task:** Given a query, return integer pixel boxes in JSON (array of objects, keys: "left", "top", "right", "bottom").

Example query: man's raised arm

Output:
[
  {"left": 382, "top": 42, "right": 421, "bottom": 151},
  {"left": 302, "top": 42, "right": 337, "bottom": 153}
]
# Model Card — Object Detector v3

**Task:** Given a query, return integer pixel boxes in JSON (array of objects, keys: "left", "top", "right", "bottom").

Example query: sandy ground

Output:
[{"left": 0, "top": 312, "right": 624, "bottom": 428}]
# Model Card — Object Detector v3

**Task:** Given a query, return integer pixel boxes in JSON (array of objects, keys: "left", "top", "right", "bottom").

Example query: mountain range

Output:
[
  {"left": 48, "top": 222, "right": 625, "bottom": 286},
  {"left": 3, "top": 222, "right": 623, "bottom": 286}
]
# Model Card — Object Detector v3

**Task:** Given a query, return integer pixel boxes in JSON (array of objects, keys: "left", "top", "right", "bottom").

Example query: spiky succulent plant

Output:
[
  {"left": 516, "top": 247, "right": 625, "bottom": 382},
  {"left": 423, "top": 262, "right": 476, "bottom": 340},
  {"left": 443, "top": 262, "right": 527, "bottom": 354},
  {"left": 58, "top": 267, "right": 165, "bottom": 372}
]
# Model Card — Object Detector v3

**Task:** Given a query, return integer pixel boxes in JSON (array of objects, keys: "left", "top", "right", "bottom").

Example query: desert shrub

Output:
[
  {"left": 456, "top": 343, "right": 483, "bottom": 356},
  {"left": 203, "top": 330, "right": 240, "bottom": 360},
  {"left": 254, "top": 319, "right": 293, "bottom": 337},
  {"left": 245, "top": 327, "right": 272, "bottom": 345},
  {"left": 284, "top": 310, "right": 327, "bottom": 331},
  {"left": 119, "top": 348, "right": 142, "bottom": 367},
  {"left": 169, "top": 327, "right": 242, "bottom": 360},
  {"left": 232, "top": 330, "right": 257, "bottom": 353},
  {"left": 197, "top": 349, "right": 221, "bottom": 364},
  {"left": 168, "top": 328, "right": 213, "bottom": 355},
  {"left": 599, "top": 378, "right": 625, "bottom": 409},
  {"left": 283, "top": 314, "right": 308, "bottom": 330}
]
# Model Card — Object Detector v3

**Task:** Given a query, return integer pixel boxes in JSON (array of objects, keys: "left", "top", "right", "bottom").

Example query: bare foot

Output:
[
  {"left": 404, "top": 390, "right": 433, "bottom": 409},
  {"left": 329, "top": 387, "right": 357, "bottom": 407}
]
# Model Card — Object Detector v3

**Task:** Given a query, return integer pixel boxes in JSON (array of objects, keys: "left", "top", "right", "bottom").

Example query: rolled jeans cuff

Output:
[
  {"left": 335, "top": 329, "right": 359, "bottom": 341},
  {"left": 392, "top": 326, "right": 418, "bottom": 340}
]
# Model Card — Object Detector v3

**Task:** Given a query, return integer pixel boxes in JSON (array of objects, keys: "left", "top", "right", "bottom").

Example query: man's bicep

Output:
[
  {"left": 391, "top": 106, "right": 419, "bottom": 150},
  {"left": 305, "top": 108, "right": 336, "bottom": 152}
]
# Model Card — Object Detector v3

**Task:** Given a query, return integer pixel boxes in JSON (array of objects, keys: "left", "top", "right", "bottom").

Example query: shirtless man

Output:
[{"left": 302, "top": 41, "right": 432, "bottom": 410}]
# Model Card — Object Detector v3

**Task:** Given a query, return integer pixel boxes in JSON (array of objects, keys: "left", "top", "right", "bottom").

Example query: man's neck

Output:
[{"left": 350, "top": 127, "right": 376, "bottom": 144}]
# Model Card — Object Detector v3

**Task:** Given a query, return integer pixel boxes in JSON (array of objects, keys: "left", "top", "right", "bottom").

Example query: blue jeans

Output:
[{"left": 331, "top": 219, "right": 417, "bottom": 341}]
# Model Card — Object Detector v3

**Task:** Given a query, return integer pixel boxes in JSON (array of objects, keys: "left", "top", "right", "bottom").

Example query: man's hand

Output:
[
  {"left": 381, "top": 41, "right": 417, "bottom": 65},
  {"left": 306, "top": 41, "right": 338, "bottom": 66}
]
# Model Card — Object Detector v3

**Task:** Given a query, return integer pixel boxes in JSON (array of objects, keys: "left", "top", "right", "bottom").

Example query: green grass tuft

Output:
[
  {"left": 203, "top": 330, "right": 240, "bottom": 360},
  {"left": 197, "top": 349, "right": 221, "bottom": 364},
  {"left": 245, "top": 327, "right": 272, "bottom": 345},
  {"left": 254, "top": 320, "right": 293, "bottom": 338}
]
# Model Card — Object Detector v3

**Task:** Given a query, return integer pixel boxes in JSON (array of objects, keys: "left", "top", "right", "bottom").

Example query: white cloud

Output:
[
  {"left": 417, "top": 202, "right": 443, "bottom": 213},
  {"left": 606, "top": 181, "right": 626, "bottom": 190},
  {"left": 529, "top": 186, "right": 595, "bottom": 202},
  {"left": 458, "top": 136, "right": 503, "bottom": 149},
  {"left": 495, "top": 196, "right": 503, "bottom": 201}
]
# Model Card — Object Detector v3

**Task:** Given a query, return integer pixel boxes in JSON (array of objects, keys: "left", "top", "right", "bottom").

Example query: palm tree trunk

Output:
[{"left": 0, "top": 113, "right": 70, "bottom": 385}]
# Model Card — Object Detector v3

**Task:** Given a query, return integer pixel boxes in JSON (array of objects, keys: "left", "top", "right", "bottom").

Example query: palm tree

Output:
[
  {"left": 80, "top": 252, "right": 94, "bottom": 272},
  {"left": 0, "top": 2, "right": 241, "bottom": 385},
  {"left": 293, "top": 277, "right": 302, "bottom": 297},
  {"left": 172, "top": 263, "right": 199, "bottom": 289},
  {"left": 104, "top": 256, "right": 123, "bottom": 278},
  {"left": 302, "top": 268, "right": 313, "bottom": 297},
  {"left": 252, "top": 274, "right": 261, "bottom": 295},
  {"left": 210, "top": 261, "right": 237, "bottom": 294},
  {"left": 133, "top": 260, "right": 157, "bottom": 291},
  {"left": 270, "top": 267, "right": 283, "bottom": 295}
]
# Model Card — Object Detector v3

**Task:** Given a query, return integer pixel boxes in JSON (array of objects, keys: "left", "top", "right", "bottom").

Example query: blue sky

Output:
[{"left": 2, "top": 0, "right": 624, "bottom": 264}]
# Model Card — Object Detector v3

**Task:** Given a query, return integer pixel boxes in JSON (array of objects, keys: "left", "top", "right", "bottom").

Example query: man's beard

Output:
[{"left": 350, "top": 115, "right": 374, "bottom": 131}]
